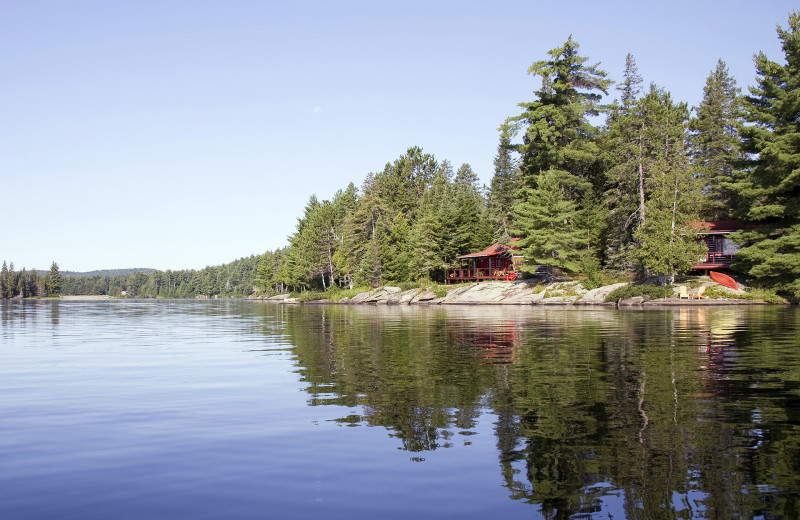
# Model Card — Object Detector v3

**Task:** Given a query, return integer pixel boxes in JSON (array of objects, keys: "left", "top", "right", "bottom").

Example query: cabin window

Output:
[{"left": 721, "top": 238, "right": 740, "bottom": 256}]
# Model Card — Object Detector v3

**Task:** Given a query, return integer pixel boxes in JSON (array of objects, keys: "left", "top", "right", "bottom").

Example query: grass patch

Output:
[
  {"left": 581, "top": 270, "right": 629, "bottom": 291},
  {"left": 291, "top": 286, "right": 373, "bottom": 303},
  {"left": 433, "top": 285, "right": 449, "bottom": 298},
  {"left": 327, "top": 286, "right": 373, "bottom": 302},
  {"left": 605, "top": 284, "right": 674, "bottom": 303},
  {"left": 547, "top": 282, "right": 581, "bottom": 298},
  {"left": 293, "top": 290, "right": 328, "bottom": 303},
  {"left": 704, "top": 285, "right": 786, "bottom": 303}
]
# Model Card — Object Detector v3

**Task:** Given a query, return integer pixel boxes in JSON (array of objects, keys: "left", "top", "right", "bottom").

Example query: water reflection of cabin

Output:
[
  {"left": 692, "top": 220, "right": 744, "bottom": 271},
  {"left": 447, "top": 238, "right": 523, "bottom": 284}
]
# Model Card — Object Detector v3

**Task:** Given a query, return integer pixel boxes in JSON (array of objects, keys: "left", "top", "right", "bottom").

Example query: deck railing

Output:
[
  {"left": 693, "top": 252, "right": 734, "bottom": 269},
  {"left": 697, "top": 252, "right": 734, "bottom": 264},
  {"left": 446, "top": 268, "right": 517, "bottom": 283}
]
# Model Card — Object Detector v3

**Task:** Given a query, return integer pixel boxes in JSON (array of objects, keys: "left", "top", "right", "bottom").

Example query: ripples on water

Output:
[{"left": 1, "top": 300, "right": 798, "bottom": 519}]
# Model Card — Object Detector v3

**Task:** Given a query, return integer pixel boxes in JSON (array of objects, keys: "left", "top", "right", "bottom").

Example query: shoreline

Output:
[{"left": 252, "top": 280, "right": 779, "bottom": 306}]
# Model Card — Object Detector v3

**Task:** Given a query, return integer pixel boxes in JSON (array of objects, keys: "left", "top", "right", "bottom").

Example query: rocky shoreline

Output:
[{"left": 255, "top": 280, "right": 768, "bottom": 306}]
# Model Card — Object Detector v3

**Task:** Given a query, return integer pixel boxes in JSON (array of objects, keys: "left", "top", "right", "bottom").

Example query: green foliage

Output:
[
  {"left": 730, "top": 12, "right": 800, "bottom": 301},
  {"left": 502, "top": 36, "right": 608, "bottom": 278},
  {"left": 580, "top": 269, "right": 627, "bottom": 291},
  {"left": 0, "top": 262, "right": 44, "bottom": 298},
  {"left": 578, "top": 252, "right": 620, "bottom": 290},
  {"left": 604, "top": 284, "right": 672, "bottom": 302},
  {"left": 689, "top": 59, "right": 742, "bottom": 221},
  {"left": 488, "top": 134, "right": 521, "bottom": 237},
  {"left": 704, "top": 285, "right": 786, "bottom": 303},
  {"left": 37, "top": 18, "right": 798, "bottom": 299},
  {"left": 510, "top": 170, "right": 587, "bottom": 277},
  {"left": 56, "top": 255, "right": 264, "bottom": 298},
  {"left": 43, "top": 262, "right": 63, "bottom": 297},
  {"left": 504, "top": 36, "right": 610, "bottom": 191},
  {"left": 626, "top": 86, "right": 706, "bottom": 280},
  {"left": 601, "top": 53, "right": 645, "bottom": 269}
]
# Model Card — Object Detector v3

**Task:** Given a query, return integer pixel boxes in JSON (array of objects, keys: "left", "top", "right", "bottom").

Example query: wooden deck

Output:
[
  {"left": 693, "top": 252, "right": 734, "bottom": 270},
  {"left": 446, "top": 268, "right": 518, "bottom": 284}
]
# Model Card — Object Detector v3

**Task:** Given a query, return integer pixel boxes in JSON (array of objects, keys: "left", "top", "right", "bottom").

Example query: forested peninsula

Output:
[{"left": 4, "top": 13, "right": 799, "bottom": 302}]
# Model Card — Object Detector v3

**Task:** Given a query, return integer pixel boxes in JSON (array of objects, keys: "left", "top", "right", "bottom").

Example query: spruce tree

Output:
[
  {"left": 690, "top": 59, "right": 742, "bottom": 221},
  {"left": 408, "top": 167, "right": 451, "bottom": 281},
  {"left": 340, "top": 173, "right": 385, "bottom": 287},
  {"left": 408, "top": 207, "right": 444, "bottom": 281},
  {"left": 730, "top": 12, "right": 800, "bottom": 300},
  {"left": 509, "top": 170, "right": 586, "bottom": 279},
  {"left": 488, "top": 134, "right": 521, "bottom": 238},
  {"left": 46, "top": 261, "right": 63, "bottom": 297},
  {"left": 0, "top": 261, "right": 11, "bottom": 299},
  {"left": 452, "top": 163, "right": 493, "bottom": 254},
  {"left": 503, "top": 37, "right": 610, "bottom": 271},
  {"left": 380, "top": 211, "right": 412, "bottom": 283},
  {"left": 503, "top": 36, "right": 610, "bottom": 197},
  {"left": 618, "top": 53, "right": 643, "bottom": 111}
]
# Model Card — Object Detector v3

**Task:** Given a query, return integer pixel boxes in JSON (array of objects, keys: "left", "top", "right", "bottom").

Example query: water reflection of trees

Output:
[
  {"left": 277, "top": 304, "right": 800, "bottom": 517},
  {"left": 284, "top": 305, "right": 500, "bottom": 452}
]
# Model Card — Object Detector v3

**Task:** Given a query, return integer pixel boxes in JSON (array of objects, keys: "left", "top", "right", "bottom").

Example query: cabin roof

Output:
[
  {"left": 457, "top": 238, "right": 520, "bottom": 259},
  {"left": 691, "top": 220, "right": 745, "bottom": 234}
]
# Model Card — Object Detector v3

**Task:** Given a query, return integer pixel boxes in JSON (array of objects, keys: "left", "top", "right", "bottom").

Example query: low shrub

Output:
[
  {"left": 292, "top": 286, "right": 373, "bottom": 303},
  {"left": 294, "top": 290, "right": 327, "bottom": 303},
  {"left": 704, "top": 285, "right": 786, "bottom": 303},
  {"left": 605, "top": 284, "right": 673, "bottom": 303}
]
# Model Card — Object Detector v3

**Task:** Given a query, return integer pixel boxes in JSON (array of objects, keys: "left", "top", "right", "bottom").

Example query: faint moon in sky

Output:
[{"left": 313, "top": 105, "right": 323, "bottom": 114}]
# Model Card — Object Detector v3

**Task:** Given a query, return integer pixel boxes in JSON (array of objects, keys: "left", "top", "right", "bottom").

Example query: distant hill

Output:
[{"left": 62, "top": 268, "right": 156, "bottom": 277}]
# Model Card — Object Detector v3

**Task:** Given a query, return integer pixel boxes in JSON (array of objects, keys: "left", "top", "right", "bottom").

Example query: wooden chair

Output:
[
  {"left": 692, "top": 286, "right": 706, "bottom": 299},
  {"left": 678, "top": 285, "right": 690, "bottom": 299}
]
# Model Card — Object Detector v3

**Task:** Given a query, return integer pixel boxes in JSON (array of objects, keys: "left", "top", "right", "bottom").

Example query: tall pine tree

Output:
[
  {"left": 730, "top": 12, "right": 800, "bottom": 300},
  {"left": 488, "top": 133, "right": 521, "bottom": 238},
  {"left": 509, "top": 170, "right": 586, "bottom": 279},
  {"left": 602, "top": 54, "right": 646, "bottom": 269},
  {"left": 630, "top": 86, "right": 706, "bottom": 283},
  {"left": 690, "top": 59, "right": 742, "bottom": 221},
  {"left": 503, "top": 37, "right": 610, "bottom": 271}
]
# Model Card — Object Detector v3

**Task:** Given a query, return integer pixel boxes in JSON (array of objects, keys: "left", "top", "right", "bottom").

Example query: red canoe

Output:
[{"left": 710, "top": 271, "right": 738, "bottom": 291}]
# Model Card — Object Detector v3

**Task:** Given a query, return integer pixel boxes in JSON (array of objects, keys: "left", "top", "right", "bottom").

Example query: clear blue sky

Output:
[{"left": 2, "top": 1, "right": 796, "bottom": 272}]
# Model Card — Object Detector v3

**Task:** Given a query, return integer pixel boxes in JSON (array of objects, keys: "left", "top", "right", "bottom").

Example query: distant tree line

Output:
[
  {"left": 257, "top": 12, "right": 800, "bottom": 301},
  {"left": 1, "top": 261, "right": 62, "bottom": 298},
  {"left": 1, "top": 256, "right": 262, "bottom": 299}
]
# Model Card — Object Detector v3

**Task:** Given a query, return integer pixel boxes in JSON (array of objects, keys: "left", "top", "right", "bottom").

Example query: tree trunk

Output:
[
  {"left": 638, "top": 123, "right": 650, "bottom": 280},
  {"left": 638, "top": 125, "right": 646, "bottom": 228}
]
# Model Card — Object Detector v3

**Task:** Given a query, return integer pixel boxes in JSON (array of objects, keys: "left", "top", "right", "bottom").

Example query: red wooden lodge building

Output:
[
  {"left": 445, "top": 221, "right": 744, "bottom": 284},
  {"left": 691, "top": 220, "right": 744, "bottom": 271},
  {"left": 446, "top": 238, "right": 524, "bottom": 284}
]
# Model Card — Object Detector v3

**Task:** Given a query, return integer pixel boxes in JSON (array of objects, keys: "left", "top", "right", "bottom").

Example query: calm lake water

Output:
[{"left": 1, "top": 300, "right": 799, "bottom": 519}]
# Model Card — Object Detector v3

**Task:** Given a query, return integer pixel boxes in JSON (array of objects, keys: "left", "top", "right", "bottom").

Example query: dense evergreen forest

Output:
[
  {"left": 0, "top": 257, "right": 262, "bottom": 299},
  {"left": 0, "top": 261, "right": 64, "bottom": 299},
  {"left": 59, "top": 256, "right": 263, "bottom": 298},
  {"left": 3, "top": 12, "right": 799, "bottom": 301},
  {"left": 259, "top": 13, "right": 800, "bottom": 301}
]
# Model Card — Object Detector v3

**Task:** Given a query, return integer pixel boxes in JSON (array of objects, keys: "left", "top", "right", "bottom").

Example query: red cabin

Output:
[
  {"left": 692, "top": 220, "right": 744, "bottom": 270},
  {"left": 446, "top": 238, "right": 523, "bottom": 284}
]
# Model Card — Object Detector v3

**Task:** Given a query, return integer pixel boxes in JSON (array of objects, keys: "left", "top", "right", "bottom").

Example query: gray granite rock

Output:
[
  {"left": 579, "top": 282, "right": 629, "bottom": 303},
  {"left": 414, "top": 290, "right": 437, "bottom": 302}
]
